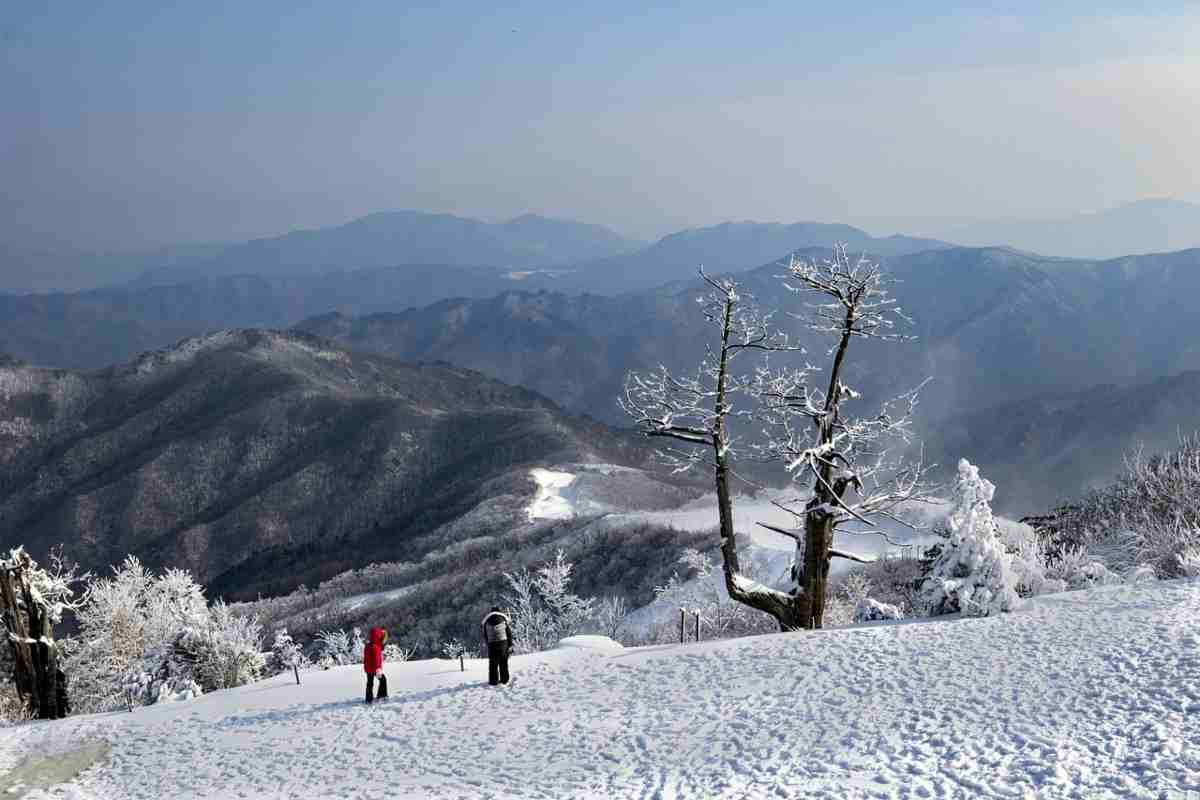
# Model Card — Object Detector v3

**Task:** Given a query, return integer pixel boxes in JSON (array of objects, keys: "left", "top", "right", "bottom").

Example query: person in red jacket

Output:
[{"left": 363, "top": 627, "right": 389, "bottom": 704}]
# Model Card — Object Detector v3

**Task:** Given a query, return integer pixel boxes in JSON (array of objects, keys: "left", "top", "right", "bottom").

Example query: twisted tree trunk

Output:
[{"left": 0, "top": 561, "right": 62, "bottom": 719}]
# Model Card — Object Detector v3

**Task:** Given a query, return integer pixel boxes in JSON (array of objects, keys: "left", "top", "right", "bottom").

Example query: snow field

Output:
[{"left": 4, "top": 579, "right": 1198, "bottom": 799}]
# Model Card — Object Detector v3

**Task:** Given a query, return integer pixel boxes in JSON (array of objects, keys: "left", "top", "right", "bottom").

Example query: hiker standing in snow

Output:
[
  {"left": 363, "top": 627, "right": 389, "bottom": 704},
  {"left": 481, "top": 606, "right": 513, "bottom": 686}
]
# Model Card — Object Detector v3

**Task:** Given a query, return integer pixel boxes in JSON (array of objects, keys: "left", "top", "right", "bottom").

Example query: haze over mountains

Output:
[{"left": 943, "top": 198, "right": 1200, "bottom": 259}]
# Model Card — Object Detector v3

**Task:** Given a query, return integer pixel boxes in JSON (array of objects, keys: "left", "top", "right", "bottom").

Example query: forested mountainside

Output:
[
  {"left": 0, "top": 266, "right": 516, "bottom": 369},
  {"left": 923, "top": 370, "right": 1200, "bottom": 514},
  {"left": 0, "top": 329, "right": 685, "bottom": 599}
]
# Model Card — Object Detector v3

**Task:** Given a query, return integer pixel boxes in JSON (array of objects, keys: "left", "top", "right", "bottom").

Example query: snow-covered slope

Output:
[{"left": 5, "top": 580, "right": 1199, "bottom": 799}]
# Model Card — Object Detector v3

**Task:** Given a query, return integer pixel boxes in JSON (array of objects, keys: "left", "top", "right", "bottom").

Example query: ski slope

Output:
[{"left": 4, "top": 579, "right": 1198, "bottom": 799}]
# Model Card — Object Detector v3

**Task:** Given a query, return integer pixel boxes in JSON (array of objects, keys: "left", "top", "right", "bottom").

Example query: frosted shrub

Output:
[
  {"left": 855, "top": 598, "right": 904, "bottom": 623},
  {"left": 835, "top": 570, "right": 904, "bottom": 623},
  {"left": 315, "top": 629, "right": 352, "bottom": 668},
  {"left": 922, "top": 459, "right": 1020, "bottom": 617},
  {"left": 383, "top": 643, "right": 414, "bottom": 663},
  {"left": 1125, "top": 564, "right": 1158, "bottom": 584},
  {"left": 1044, "top": 545, "right": 1122, "bottom": 590},
  {"left": 1177, "top": 547, "right": 1200, "bottom": 578},
  {"left": 440, "top": 640, "right": 466, "bottom": 660},
  {"left": 182, "top": 601, "right": 265, "bottom": 692}
]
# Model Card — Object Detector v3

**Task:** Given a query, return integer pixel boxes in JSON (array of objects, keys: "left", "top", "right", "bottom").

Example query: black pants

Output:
[
  {"left": 487, "top": 642, "right": 510, "bottom": 685},
  {"left": 366, "top": 672, "right": 388, "bottom": 703}
]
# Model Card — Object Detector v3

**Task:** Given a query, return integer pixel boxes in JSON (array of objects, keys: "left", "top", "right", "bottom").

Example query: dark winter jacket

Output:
[
  {"left": 363, "top": 627, "right": 386, "bottom": 674},
  {"left": 481, "top": 612, "right": 512, "bottom": 648}
]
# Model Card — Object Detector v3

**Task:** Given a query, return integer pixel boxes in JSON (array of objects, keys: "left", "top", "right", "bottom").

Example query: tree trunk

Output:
[
  {"left": 796, "top": 501, "right": 835, "bottom": 629},
  {"left": 1, "top": 562, "right": 61, "bottom": 719}
]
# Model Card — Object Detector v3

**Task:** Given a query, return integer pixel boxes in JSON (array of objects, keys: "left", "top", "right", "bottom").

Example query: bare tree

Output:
[
  {"left": 756, "top": 246, "right": 934, "bottom": 629},
  {"left": 622, "top": 270, "right": 802, "bottom": 628},
  {"left": 622, "top": 251, "right": 933, "bottom": 632}
]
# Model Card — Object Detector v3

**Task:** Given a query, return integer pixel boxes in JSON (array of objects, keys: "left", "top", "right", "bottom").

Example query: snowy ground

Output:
[{"left": 5, "top": 579, "right": 1199, "bottom": 799}]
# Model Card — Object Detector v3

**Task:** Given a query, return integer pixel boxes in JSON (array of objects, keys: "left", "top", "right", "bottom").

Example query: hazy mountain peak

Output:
[{"left": 947, "top": 198, "right": 1200, "bottom": 258}]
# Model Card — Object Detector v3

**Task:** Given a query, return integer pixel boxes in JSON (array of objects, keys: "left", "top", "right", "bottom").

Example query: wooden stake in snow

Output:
[
  {"left": 293, "top": 664, "right": 301, "bottom": 686},
  {"left": 680, "top": 609, "right": 686, "bottom": 644},
  {"left": 695, "top": 611, "right": 700, "bottom": 643}
]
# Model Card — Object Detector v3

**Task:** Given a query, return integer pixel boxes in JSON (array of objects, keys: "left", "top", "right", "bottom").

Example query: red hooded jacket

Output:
[{"left": 363, "top": 627, "right": 386, "bottom": 673}]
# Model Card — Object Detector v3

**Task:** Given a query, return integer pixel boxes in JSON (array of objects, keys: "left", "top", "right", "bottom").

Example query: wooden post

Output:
[
  {"left": 459, "top": 653, "right": 465, "bottom": 672},
  {"left": 695, "top": 611, "right": 700, "bottom": 643},
  {"left": 679, "top": 609, "right": 686, "bottom": 644},
  {"left": 293, "top": 664, "right": 301, "bottom": 685}
]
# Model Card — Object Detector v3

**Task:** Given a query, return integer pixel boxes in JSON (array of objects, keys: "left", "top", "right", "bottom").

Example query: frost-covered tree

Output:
[
  {"left": 441, "top": 640, "right": 467, "bottom": 671},
  {"left": 593, "top": 596, "right": 629, "bottom": 641},
  {"left": 922, "top": 460, "right": 1020, "bottom": 617},
  {"left": 0, "top": 546, "right": 83, "bottom": 718},
  {"left": 503, "top": 549, "right": 594, "bottom": 653},
  {"left": 271, "top": 628, "right": 307, "bottom": 685},
  {"left": 625, "top": 253, "right": 931, "bottom": 631}
]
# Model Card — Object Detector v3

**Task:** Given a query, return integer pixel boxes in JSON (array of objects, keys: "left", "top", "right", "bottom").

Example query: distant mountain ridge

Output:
[
  {"left": 133, "top": 211, "right": 643, "bottom": 287},
  {"left": 557, "top": 220, "right": 949, "bottom": 293},
  {"left": 945, "top": 198, "right": 1200, "bottom": 259}
]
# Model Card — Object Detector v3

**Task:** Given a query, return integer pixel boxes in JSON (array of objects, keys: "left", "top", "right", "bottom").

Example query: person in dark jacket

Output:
[
  {"left": 363, "top": 627, "right": 389, "bottom": 704},
  {"left": 481, "top": 607, "right": 513, "bottom": 686}
]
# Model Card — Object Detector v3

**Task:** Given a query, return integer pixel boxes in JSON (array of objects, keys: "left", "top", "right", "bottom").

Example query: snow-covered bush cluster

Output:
[
  {"left": 65, "top": 557, "right": 265, "bottom": 713},
  {"left": 1043, "top": 437, "right": 1200, "bottom": 577}
]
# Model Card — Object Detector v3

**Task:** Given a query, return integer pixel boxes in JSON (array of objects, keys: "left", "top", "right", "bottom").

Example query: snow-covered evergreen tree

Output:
[{"left": 922, "top": 459, "right": 1020, "bottom": 617}]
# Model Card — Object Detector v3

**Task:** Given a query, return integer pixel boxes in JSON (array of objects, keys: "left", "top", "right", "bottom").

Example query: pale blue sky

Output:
[{"left": 2, "top": 3, "right": 1198, "bottom": 249}]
